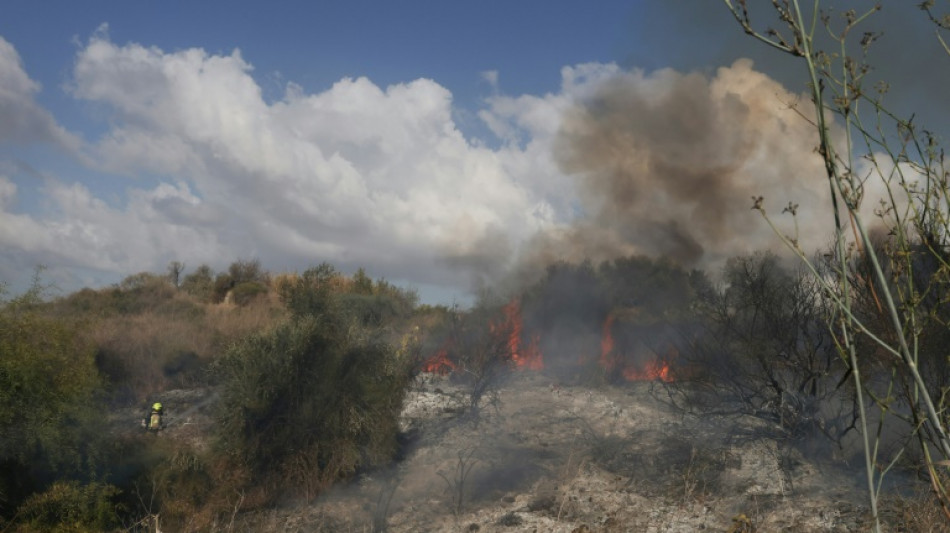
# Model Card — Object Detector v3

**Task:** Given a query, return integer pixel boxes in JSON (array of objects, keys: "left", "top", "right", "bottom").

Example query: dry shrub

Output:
[
  {"left": 884, "top": 487, "right": 950, "bottom": 532},
  {"left": 127, "top": 438, "right": 259, "bottom": 532},
  {"left": 90, "top": 293, "right": 285, "bottom": 404},
  {"left": 91, "top": 312, "right": 208, "bottom": 402},
  {"left": 270, "top": 271, "right": 299, "bottom": 298},
  {"left": 204, "top": 295, "right": 285, "bottom": 341}
]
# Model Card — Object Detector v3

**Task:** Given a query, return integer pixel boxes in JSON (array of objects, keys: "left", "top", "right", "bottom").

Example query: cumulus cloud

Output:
[
  {"left": 64, "top": 32, "right": 565, "bottom": 288},
  {"left": 0, "top": 37, "right": 78, "bottom": 150},
  {"left": 0, "top": 30, "right": 842, "bottom": 298}
]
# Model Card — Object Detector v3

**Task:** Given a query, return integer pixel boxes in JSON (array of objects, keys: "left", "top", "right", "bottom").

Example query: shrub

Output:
[
  {"left": 15, "top": 481, "right": 122, "bottom": 532},
  {"left": 212, "top": 273, "right": 234, "bottom": 304},
  {"left": 0, "top": 284, "right": 108, "bottom": 521},
  {"left": 213, "top": 283, "right": 413, "bottom": 499},
  {"left": 228, "top": 259, "right": 268, "bottom": 285},
  {"left": 230, "top": 281, "right": 267, "bottom": 307},
  {"left": 180, "top": 264, "right": 215, "bottom": 302},
  {"left": 668, "top": 253, "right": 852, "bottom": 445}
]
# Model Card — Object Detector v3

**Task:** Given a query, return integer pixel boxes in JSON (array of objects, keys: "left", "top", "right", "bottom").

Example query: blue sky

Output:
[{"left": 0, "top": 1, "right": 946, "bottom": 304}]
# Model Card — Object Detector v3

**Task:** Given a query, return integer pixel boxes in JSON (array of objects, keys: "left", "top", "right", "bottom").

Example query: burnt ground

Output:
[{"left": 231, "top": 373, "right": 892, "bottom": 532}]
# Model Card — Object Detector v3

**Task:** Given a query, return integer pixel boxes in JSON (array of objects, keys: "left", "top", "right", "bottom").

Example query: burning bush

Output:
[{"left": 418, "top": 256, "right": 703, "bottom": 390}]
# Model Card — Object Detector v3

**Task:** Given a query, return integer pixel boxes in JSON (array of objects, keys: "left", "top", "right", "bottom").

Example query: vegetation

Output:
[
  {"left": 668, "top": 252, "right": 854, "bottom": 445},
  {"left": 722, "top": 1, "right": 950, "bottom": 528},
  {"left": 214, "top": 263, "right": 416, "bottom": 501},
  {"left": 0, "top": 261, "right": 423, "bottom": 530},
  {"left": 0, "top": 276, "right": 120, "bottom": 529},
  {"left": 3, "top": 238, "right": 948, "bottom": 529}
]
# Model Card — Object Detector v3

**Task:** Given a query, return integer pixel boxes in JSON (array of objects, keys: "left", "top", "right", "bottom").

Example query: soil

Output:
[{"left": 231, "top": 372, "right": 882, "bottom": 532}]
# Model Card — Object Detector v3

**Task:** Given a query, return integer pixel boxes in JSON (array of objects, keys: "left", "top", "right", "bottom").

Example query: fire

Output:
[
  {"left": 600, "top": 312, "right": 673, "bottom": 382},
  {"left": 599, "top": 314, "right": 615, "bottom": 369},
  {"left": 621, "top": 359, "right": 671, "bottom": 382},
  {"left": 500, "top": 300, "right": 544, "bottom": 370},
  {"left": 420, "top": 302, "right": 673, "bottom": 381},
  {"left": 422, "top": 349, "right": 455, "bottom": 375}
]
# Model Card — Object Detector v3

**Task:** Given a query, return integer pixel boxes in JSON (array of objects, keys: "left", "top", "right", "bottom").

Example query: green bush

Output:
[
  {"left": 0, "top": 286, "right": 107, "bottom": 519},
  {"left": 15, "top": 481, "right": 122, "bottom": 533},
  {"left": 212, "top": 273, "right": 234, "bottom": 304},
  {"left": 213, "top": 282, "right": 413, "bottom": 499},
  {"left": 230, "top": 281, "right": 267, "bottom": 307}
]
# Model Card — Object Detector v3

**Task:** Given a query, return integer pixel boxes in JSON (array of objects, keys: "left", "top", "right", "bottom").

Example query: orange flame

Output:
[
  {"left": 422, "top": 349, "right": 456, "bottom": 375},
  {"left": 600, "top": 314, "right": 616, "bottom": 369},
  {"left": 501, "top": 300, "right": 544, "bottom": 370},
  {"left": 622, "top": 359, "right": 672, "bottom": 382},
  {"left": 599, "top": 313, "right": 673, "bottom": 382},
  {"left": 421, "top": 304, "right": 674, "bottom": 381}
]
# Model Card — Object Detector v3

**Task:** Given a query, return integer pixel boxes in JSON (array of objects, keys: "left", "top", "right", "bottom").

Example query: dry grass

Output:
[
  {"left": 89, "top": 291, "right": 286, "bottom": 404},
  {"left": 883, "top": 489, "right": 950, "bottom": 532}
]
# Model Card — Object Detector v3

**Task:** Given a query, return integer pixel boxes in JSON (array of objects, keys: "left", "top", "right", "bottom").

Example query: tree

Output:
[
  {"left": 228, "top": 258, "right": 267, "bottom": 285},
  {"left": 166, "top": 261, "right": 185, "bottom": 288},
  {"left": 445, "top": 300, "right": 514, "bottom": 425}
]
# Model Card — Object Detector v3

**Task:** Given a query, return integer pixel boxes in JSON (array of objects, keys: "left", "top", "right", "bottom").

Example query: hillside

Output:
[{"left": 230, "top": 373, "right": 907, "bottom": 532}]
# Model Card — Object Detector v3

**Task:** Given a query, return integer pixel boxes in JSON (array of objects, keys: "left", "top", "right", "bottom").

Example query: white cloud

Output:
[
  {"left": 480, "top": 70, "right": 499, "bottom": 92},
  {"left": 0, "top": 176, "right": 15, "bottom": 207},
  {"left": 64, "top": 34, "right": 565, "bottom": 287},
  {"left": 0, "top": 32, "right": 849, "bottom": 298},
  {"left": 0, "top": 36, "right": 79, "bottom": 150}
]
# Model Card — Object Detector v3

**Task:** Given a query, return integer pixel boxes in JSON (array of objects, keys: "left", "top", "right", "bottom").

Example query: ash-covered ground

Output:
[{"left": 240, "top": 372, "right": 881, "bottom": 532}]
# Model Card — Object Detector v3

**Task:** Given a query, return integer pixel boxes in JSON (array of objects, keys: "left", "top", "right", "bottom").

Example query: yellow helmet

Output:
[{"left": 152, "top": 402, "right": 162, "bottom": 411}]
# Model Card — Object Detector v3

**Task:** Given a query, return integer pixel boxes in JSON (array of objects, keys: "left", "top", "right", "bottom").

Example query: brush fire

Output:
[{"left": 421, "top": 300, "right": 673, "bottom": 382}]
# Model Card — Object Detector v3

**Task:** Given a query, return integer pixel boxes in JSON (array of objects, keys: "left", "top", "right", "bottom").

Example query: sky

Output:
[{"left": 1, "top": 1, "right": 947, "bottom": 304}]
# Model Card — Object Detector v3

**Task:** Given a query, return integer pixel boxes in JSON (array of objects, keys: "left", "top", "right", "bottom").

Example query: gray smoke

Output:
[{"left": 527, "top": 59, "right": 830, "bottom": 272}]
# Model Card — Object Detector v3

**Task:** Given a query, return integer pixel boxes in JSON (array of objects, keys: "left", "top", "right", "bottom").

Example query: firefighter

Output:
[{"left": 144, "top": 402, "right": 165, "bottom": 432}]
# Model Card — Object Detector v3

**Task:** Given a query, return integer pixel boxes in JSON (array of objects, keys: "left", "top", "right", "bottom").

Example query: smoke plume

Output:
[{"left": 531, "top": 59, "right": 829, "bottom": 271}]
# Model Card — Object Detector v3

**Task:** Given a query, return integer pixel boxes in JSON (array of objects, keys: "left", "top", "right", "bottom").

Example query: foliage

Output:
[
  {"left": 209, "top": 259, "right": 270, "bottom": 304},
  {"left": 598, "top": 255, "right": 698, "bottom": 318},
  {"left": 519, "top": 255, "right": 705, "bottom": 383},
  {"left": 14, "top": 481, "right": 122, "bottom": 533},
  {"left": 180, "top": 264, "right": 215, "bottom": 302},
  {"left": 0, "top": 283, "right": 108, "bottom": 520},
  {"left": 339, "top": 279, "right": 418, "bottom": 329},
  {"left": 278, "top": 264, "right": 417, "bottom": 326},
  {"left": 230, "top": 281, "right": 268, "bottom": 307},
  {"left": 214, "top": 268, "right": 414, "bottom": 499},
  {"left": 276, "top": 263, "right": 341, "bottom": 317},
  {"left": 52, "top": 272, "right": 202, "bottom": 320},
  {"left": 442, "top": 299, "right": 514, "bottom": 424},
  {"left": 228, "top": 258, "right": 268, "bottom": 286}
]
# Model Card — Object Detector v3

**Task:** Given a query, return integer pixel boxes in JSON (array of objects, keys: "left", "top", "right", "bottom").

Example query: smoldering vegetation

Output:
[{"left": 1, "top": 243, "right": 947, "bottom": 531}]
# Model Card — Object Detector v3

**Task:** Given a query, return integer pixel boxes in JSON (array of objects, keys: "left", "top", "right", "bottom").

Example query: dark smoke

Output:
[{"left": 542, "top": 60, "right": 828, "bottom": 269}]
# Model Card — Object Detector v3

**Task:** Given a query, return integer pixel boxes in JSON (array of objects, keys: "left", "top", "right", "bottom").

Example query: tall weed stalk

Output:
[{"left": 722, "top": 1, "right": 950, "bottom": 529}]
